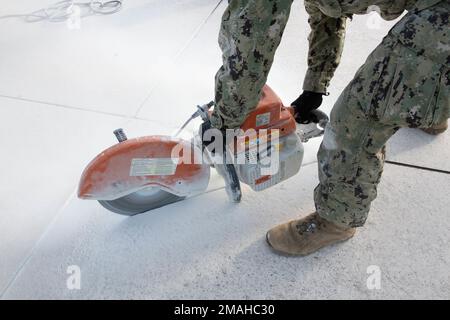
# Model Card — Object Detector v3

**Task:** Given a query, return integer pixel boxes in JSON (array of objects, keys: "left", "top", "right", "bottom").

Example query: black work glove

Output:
[{"left": 291, "top": 91, "right": 324, "bottom": 124}]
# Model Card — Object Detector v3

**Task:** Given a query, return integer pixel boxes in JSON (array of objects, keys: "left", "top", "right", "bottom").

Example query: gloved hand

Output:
[{"left": 291, "top": 91, "right": 324, "bottom": 124}]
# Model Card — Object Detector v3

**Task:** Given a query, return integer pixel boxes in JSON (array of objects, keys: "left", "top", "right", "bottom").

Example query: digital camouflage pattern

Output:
[
  {"left": 211, "top": 0, "right": 444, "bottom": 125},
  {"left": 303, "top": 0, "right": 437, "bottom": 93},
  {"left": 212, "top": 0, "right": 449, "bottom": 227},
  {"left": 210, "top": 0, "right": 294, "bottom": 129},
  {"left": 315, "top": 1, "right": 449, "bottom": 227}
]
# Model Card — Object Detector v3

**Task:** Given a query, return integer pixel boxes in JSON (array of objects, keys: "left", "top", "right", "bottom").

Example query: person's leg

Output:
[
  {"left": 267, "top": 41, "right": 399, "bottom": 255},
  {"left": 210, "top": 0, "right": 294, "bottom": 130},
  {"left": 314, "top": 86, "right": 398, "bottom": 228},
  {"left": 316, "top": 0, "right": 450, "bottom": 227},
  {"left": 313, "top": 37, "right": 401, "bottom": 227},
  {"left": 267, "top": 2, "right": 449, "bottom": 255}
]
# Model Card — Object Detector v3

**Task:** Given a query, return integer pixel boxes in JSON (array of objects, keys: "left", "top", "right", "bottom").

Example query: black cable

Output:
[{"left": 385, "top": 160, "right": 450, "bottom": 175}]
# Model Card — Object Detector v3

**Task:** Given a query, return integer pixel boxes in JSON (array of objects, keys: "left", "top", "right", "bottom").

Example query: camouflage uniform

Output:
[
  {"left": 210, "top": 0, "right": 294, "bottom": 129},
  {"left": 313, "top": 0, "right": 449, "bottom": 228},
  {"left": 212, "top": 0, "right": 449, "bottom": 228}
]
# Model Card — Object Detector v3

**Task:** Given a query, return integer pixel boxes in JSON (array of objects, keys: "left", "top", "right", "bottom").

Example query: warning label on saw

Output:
[{"left": 130, "top": 158, "right": 178, "bottom": 176}]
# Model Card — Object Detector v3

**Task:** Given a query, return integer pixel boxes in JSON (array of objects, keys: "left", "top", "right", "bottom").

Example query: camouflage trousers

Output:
[
  {"left": 315, "top": 2, "right": 450, "bottom": 227},
  {"left": 211, "top": 0, "right": 449, "bottom": 228},
  {"left": 210, "top": 0, "right": 294, "bottom": 129}
]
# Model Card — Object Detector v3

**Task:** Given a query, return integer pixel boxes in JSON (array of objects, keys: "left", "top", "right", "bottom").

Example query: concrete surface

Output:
[{"left": 0, "top": 0, "right": 449, "bottom": 299}]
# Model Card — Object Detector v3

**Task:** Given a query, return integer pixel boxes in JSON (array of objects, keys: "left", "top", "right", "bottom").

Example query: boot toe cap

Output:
[{"left": 266, "top": 222, "right": 304, "bottom": 256}]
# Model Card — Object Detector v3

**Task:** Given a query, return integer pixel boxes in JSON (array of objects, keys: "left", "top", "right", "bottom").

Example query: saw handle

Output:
[
  {"left": 286, "top": 106, "right": 329, "bottom": 128},
  {"left": 308, "top": 109, "right": 329, "bottom": 128}
]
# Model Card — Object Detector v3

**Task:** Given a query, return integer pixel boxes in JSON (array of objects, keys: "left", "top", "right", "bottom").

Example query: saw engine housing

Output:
[{"left": 233, "top": 86, "right": 304, "bottom": 191}]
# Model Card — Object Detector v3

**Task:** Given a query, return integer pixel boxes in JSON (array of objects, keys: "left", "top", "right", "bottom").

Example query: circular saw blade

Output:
[{"left": 98, "top": 187, "right": 185, "bottom": 216}]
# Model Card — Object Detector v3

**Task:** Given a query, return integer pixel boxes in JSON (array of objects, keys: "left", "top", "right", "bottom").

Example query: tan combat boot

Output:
[
  {"left": 421, "top": 120, "right": 448, "bottom": 135},
  {"left": 266, "top": 212, "right": 356, "bottom": 256}
]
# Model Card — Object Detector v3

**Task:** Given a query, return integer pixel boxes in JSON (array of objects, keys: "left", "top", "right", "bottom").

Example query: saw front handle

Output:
[{"left": 286, "top": 106, "right": 329, "bottom": 142}]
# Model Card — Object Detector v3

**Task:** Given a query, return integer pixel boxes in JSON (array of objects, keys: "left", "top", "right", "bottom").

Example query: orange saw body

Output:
[{"left": 78, "top": 85, "right": 328, "bottom": 215}]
